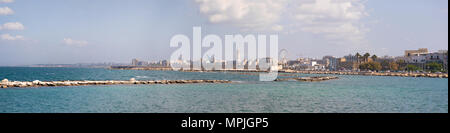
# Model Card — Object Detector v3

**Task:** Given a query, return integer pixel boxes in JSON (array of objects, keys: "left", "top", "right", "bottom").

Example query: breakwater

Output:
[
  {"left": 110, "top": 66, "right": 173, "bottom": 71},
  {"left": 280, "top": 70, "right": 448, "bottom": 78},
  {"left": 0, "top": 78, "right": 232, "bottom": 89},
  {"left": 275, "top": 76, "right": 339, "bottom": 82}
]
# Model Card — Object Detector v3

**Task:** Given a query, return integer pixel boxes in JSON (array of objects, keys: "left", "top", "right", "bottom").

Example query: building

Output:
[
  {"left": 132, "top": 59, "right": 140, "bottom": 66},
  {"left": 336, "top": 55, "right": 359, "bottom": 71},
  {"left": 159, "top": 60, "right": 170, "bottom": 67},
  {"left": 323, "top": 56, "right": 339, "bottom": 71},
  {"left": 426, "top": 50, "right": 448, "bottom": 71},
  {"left": 399, "top": 49, "right": 448, "bottom": 71},
  {"left": 405, "top": 48, "right": 428, "bottom": 57},
  {"left": 407, "top": 54, "right": 427, "bottom": 63},
  {"left": 427, "top": 50, "right": 447, "bottom": 62},
  {"left": 403, "top": 48, "right": 430, "bottom": 64},
  {"left": 284, "top": 58, "right": 326, "bottom": 71}
]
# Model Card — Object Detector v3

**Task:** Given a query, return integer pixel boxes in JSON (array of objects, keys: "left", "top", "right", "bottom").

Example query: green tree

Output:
[
  {"left": 360, "top": 62, "right": 382, "bottom": 71},
  {"left": 396, "top": 60, "right": 406, "bottom": 70},
  {"left": 373, "top": 62, "right": 382, "bottom": 71},
  {"left": 389, "top": 62, "right": 399, "bottom": 71},
  {"left": 360, "top": 63, "right": 369, "bottom": 70},
  {"left": 380, "top": 60, "right": 390, "bottom": 71},
  {"left": 426, "top": 62, "right": 443, "bottom": 73},
  {"left": 396, "top": 59, "right": 405, "bottom": 64},
  {"left": 406, "top": 64, "right": 421, "bottom": 72}
]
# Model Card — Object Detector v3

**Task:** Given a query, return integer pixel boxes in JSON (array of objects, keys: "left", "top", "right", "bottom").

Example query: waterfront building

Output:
[
  {"left": 405, "top": 48, "right": 429, "bottom": 57},
  {"left": 336, "top": 55, "right": 359, "bottom": 71},
  {"left": 426, "top": 50, "right": 448, "bottom": 71},
  {"left": 132, "top": 59, "right": 139, "bottom": 66},
  {"left": 344, "top": 54, "right": 359, "bottom": 63},
  {"left": 426, "top": 52, "right": 445, "bottom": 63},
  {"left": 323, "top": 56, "right": 339, "bottom": 71},
  {"left": 403, "top": 48, "right": 431, "bottom": 64},
  {"left": 406, "top": 54, "right": 427, "bottom": 63}
]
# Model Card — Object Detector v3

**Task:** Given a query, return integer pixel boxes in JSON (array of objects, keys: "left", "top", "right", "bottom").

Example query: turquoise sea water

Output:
[{"left": 0, "top": 67, "right": 448, "bottom": 113}]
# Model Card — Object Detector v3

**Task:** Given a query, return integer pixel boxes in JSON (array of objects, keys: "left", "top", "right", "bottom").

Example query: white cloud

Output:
[
  {"left": 195, "top": 0, "right": 287, "bottom": 31},
  {"left": 63, "top": 38, "right": 88, "bottom": 46},
  {"left": 0, "top": 22, "right": 25, "bottom": 30},
  {"left": 194, "top": 0, "right": 370, "bottom": 44},
  {"left": 271, "top": 24, "right": 284, "bottom": 31},
  {"left": 0, "top": 7, "right": 13, "bottom": 15},
  {"left": 1, "top": 34, "right": 24, "bottom": 41},
  {"left": 294, "top": 0, "right": 366, "bottom": 22},
  {"left": 0, "top": 0, "right": 14, "bottom": 4},
  {"left": 291, "top": 0, "right": 369, "bottom": 43}
]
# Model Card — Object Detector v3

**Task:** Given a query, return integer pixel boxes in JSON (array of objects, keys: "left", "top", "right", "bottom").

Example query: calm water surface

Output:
[{"left": 0, "top": 67, "right": 447, "bottom": 113}]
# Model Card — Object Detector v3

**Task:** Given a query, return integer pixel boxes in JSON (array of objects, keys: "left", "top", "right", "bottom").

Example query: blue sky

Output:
[{"left": 0, "top": 0, "right": 448, "bottom": 66}]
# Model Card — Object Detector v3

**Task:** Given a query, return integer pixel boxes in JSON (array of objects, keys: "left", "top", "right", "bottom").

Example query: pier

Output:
[{"left": 0, "top": 79, "right": 232, "bottom": 89}]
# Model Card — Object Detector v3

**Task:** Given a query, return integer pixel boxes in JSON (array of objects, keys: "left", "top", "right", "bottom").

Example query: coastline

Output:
[
  {"left": 281, "top": 70, "right": 449, "bottom": 78},
  {"left": 109, "top": 67, "right": 449, "bottom": 79}
]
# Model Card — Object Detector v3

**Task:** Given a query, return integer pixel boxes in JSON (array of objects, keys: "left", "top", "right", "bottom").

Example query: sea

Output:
[{"left": 0, "top": 67, "right": 447, "bottom": 113}]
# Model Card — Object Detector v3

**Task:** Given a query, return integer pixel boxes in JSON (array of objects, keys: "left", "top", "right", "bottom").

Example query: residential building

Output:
[{"left": 405, "top": 48, "right": 428, "bottom": 57}]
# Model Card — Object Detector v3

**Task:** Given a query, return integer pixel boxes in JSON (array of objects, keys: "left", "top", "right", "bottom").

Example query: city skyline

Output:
[{"left": 0, "top": 0, "right": 448, "bottom": 66}]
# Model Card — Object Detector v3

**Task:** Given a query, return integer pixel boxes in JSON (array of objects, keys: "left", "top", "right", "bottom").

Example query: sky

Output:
[{"left": 0, "top": 0, "right": 448, "bottom": 66}]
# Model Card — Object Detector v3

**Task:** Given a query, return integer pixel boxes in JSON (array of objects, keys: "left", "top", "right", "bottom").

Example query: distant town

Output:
[
  {"left": 25, "top": 48, "right": 448, "bottom": 73},
  {"left": 117, "top": 48, "right": 448, "bottom": 73}
]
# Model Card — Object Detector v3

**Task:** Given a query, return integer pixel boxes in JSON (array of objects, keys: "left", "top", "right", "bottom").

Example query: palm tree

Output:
[
  {"left": 371, "top": 55, "right": 378, "bottom": 62},
  {"left": 363, "top": 53, "right": 371, "bottom": 62},
  {"left": 355, "top": 53, "right": 361, "bottom": 63}
]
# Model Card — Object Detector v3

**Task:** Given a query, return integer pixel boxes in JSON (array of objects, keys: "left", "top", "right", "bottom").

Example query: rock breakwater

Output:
[
  {"left": 275, "top": 76, "right": 339, "bottom": 82},
  {"left": 280, "top": 70, "right": 448, "bottom": 78},
  {"left": 0, "top": 79, "right": 232, "bottom": 89}
]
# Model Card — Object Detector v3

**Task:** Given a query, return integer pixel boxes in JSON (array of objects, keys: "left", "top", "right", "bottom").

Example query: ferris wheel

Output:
[{"left": 279, "top": 49, "right": 289, "bottom": 64}]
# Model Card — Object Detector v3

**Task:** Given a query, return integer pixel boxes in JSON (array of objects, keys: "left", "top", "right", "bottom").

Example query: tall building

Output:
[
  {"left": 132, "top": 59, "right": 139, "bottom": 66},
  {"left": 323, "top": 56, "right": 338, "bottom": 71},
  {"left": 343, "top": 54, "right": 359, "bottom": 62}
]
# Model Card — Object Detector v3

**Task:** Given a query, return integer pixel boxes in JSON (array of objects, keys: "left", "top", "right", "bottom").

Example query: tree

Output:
[
  {"left": 426, "top": 62, "right": 443, "bottom": 73},
  {"left": 380, "top": 60, "right": 390, "bottom": 71},
  {"left": 373, "top": 62, "right": 382, "bottom": 71},
  {"left": 363, "top": 53, "right": 371, "bottom": 62},
  {"left": 406, "top": 64, "right": 421, "bottom": 72},
  {"left": 359, "top": 62, "right": 382, "bottom": 71},
  {"left": 396, "top": 59, "right": 405, "bottom": 64},
  {"left": 371, "top": 55, "right": 378, "bottom": 62},
  {"left": 396, "top": 59, "right": 406, "bottom": 70},
  {"left": 389, "top": 62, "right": 399, "bottom": 71},
  {"left": 355, "top": 53, "right": 362, "bottom": 64}
]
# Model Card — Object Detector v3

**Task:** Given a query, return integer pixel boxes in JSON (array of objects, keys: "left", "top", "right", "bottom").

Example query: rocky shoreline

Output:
[
  {"left": 275, "top": 76, "right": 339, "bottom": 82},
  {"left": 0, "top": 78, "right": 232, "bottom": 89},
  {"left": 280, "top": 70, "right": 448, "bottom": 78}
]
